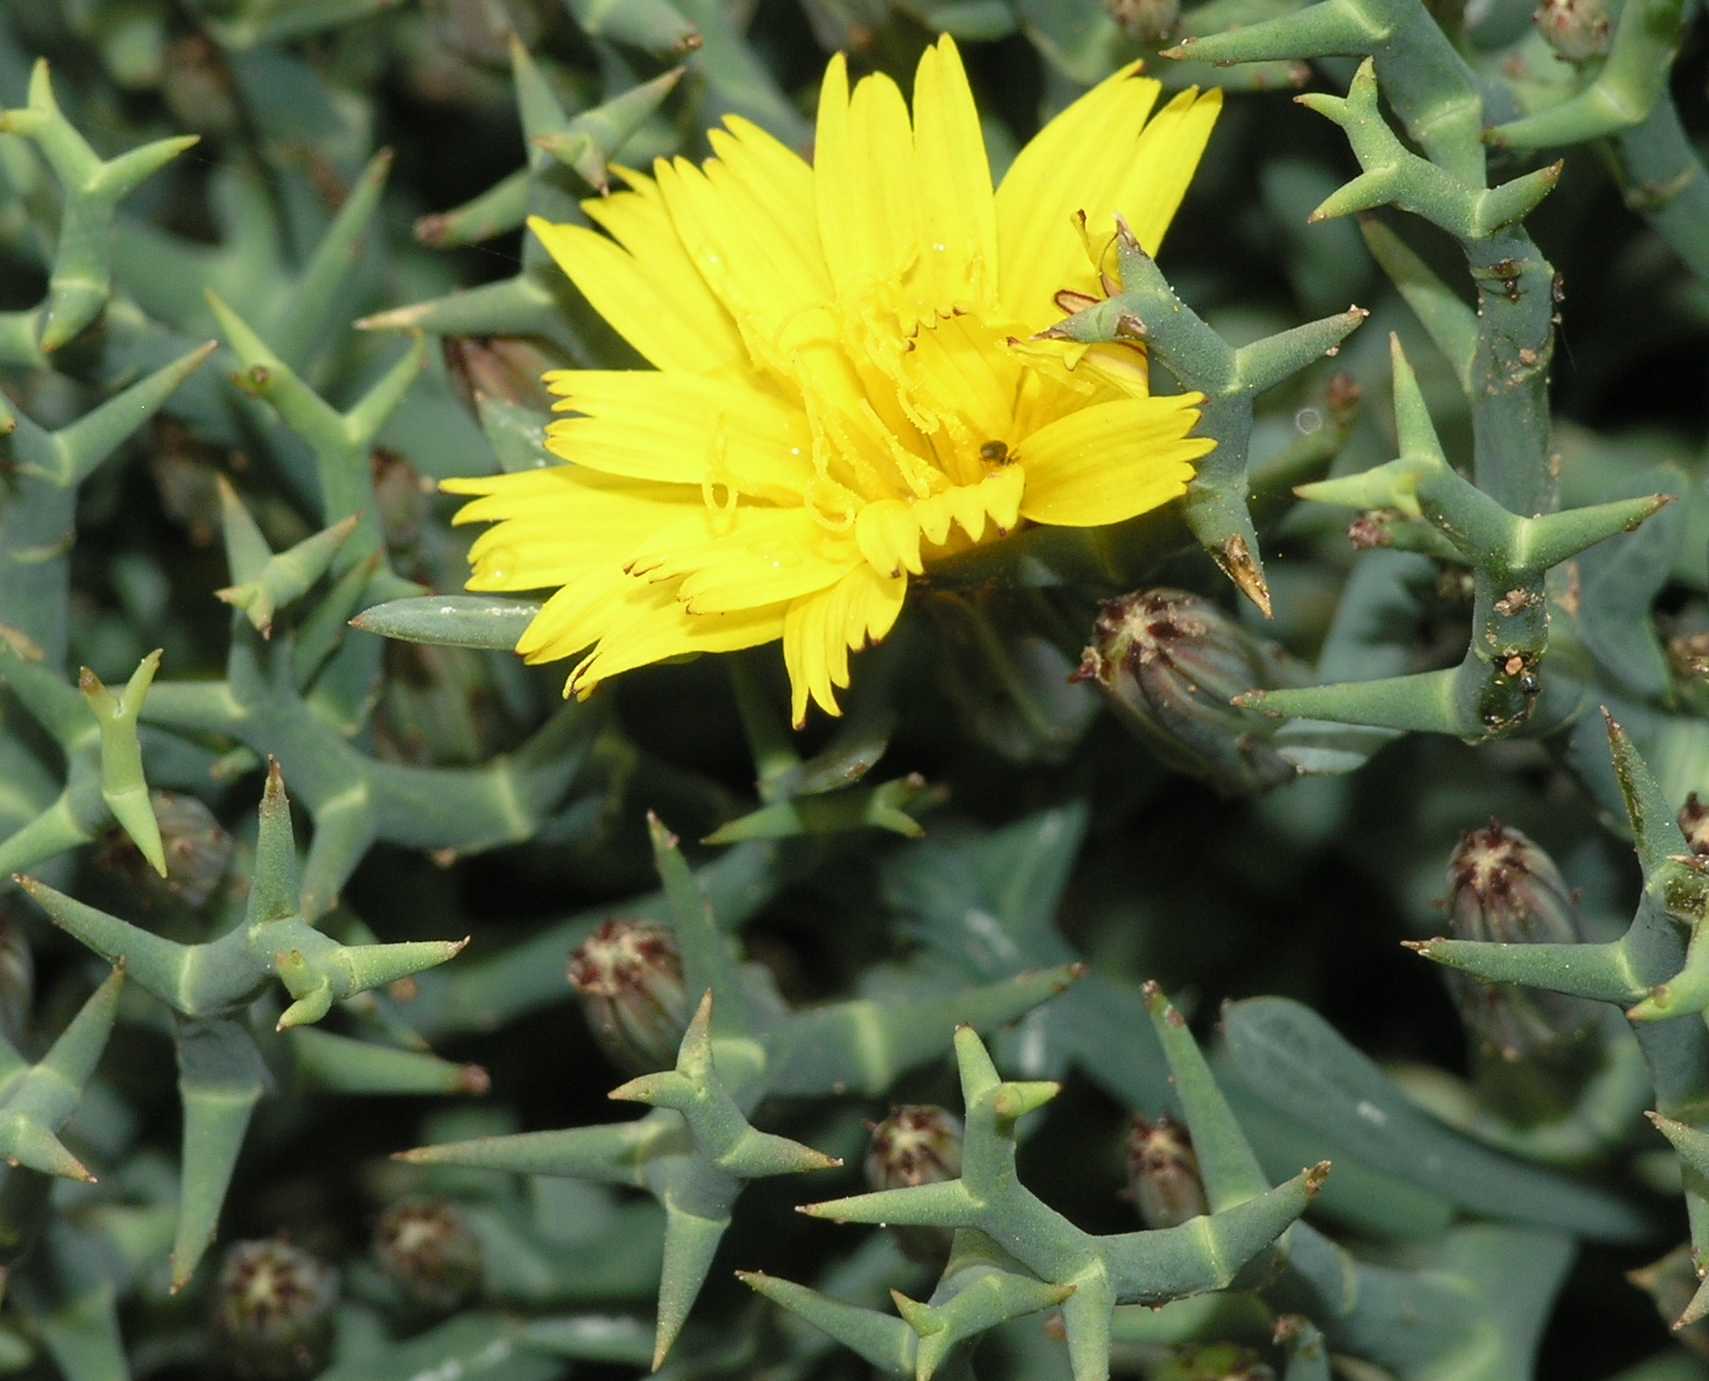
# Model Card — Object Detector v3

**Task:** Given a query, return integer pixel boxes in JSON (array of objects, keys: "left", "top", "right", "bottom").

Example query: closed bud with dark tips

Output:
[
  {"left": 1680, "top": 794, "right": 1709, "bottom": 858},
  {"left": 211, "top": 1238, "right": 338, "bottom": 1381},
  {"left": 1126, "top": 1113, "right": 1209, "bottom": 1229},
  {"left": 1075, "top": 589, "right": 1304, "bottom": 796},
  {"left": 1445, "top": 820, "right": 1593, "bottom": 1062},
  {"left": 567, "top": 919, "right": 692, "bottom": 1074},
  {"left": 864, "top": 1105, "right": 963, "bottom": 1263},
  {"left": 374, "top": 1198, "right": 482, "bottom": 1311}
]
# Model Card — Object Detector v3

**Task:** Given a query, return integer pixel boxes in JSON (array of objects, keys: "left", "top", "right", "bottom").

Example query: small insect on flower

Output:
[{"left": 444, "top": 37, "right": 1221, "bottom": 725}]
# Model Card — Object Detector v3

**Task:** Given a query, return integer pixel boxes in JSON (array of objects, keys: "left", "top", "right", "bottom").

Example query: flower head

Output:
[{"left": 445, "top": 39, "right": 1220, "bottom": 725}]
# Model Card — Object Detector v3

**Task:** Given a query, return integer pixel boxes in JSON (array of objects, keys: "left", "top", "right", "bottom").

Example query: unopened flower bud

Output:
[
  {"left": 0, "top": 906, "right": 34, "bottom": 1048},
  {"left": 374, "top": 1198, "right": 482, "bottom": 1310},
  {"left": 1155, "top": 1344, "right": 1277, "bottom": 1381},
  {"left": 864, "top": 1105, "right": 963, "bottom": 1263},
  {"left": 567, "top": 919, "right": 692, "bottom": 1074},
  {"left": 1672, "top": 633, "right": 1709, "bottom": 715},
  {"left": 98, "top": 790, "right": 233, "bottom": 910},
  {"left": 1534, "top": 0, "right": 1610, "bottom": 59},
  {"left": 1125, "top": 1114, "right": 1208, "bottom": 1229},
  {"left": 211, "top": 1238, "right": 338, "bottom": 1381},
  {"left": 1681, "top": 794, "right": 1709, "bottom": 857},
  {"left": 1074, "top": 589, "right": 1302, "bottom": 796},
  {"left": 371, "top": 449, "right": 431, "bottom": 557},
  {"left": 1105, "top": 0, "right": 1182, "bottom": 42},
  {"left": 442, "top": 336, "right": 557, "bottom": 415},
  {"left": 1445, "top": 821, "right": 1593, "bottom": 1061}
]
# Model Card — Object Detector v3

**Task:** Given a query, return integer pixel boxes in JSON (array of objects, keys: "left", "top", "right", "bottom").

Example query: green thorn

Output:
[
  {"left": 391, "top": 1121, "right": 657, "bottom": 1185},
  {"left": 13, "top": 875, "right": 192, "bottom": 1008},
  {"left": 1357, "top": 218, "right": 1476, "bottom": 397},
  {"left": 1386, "top": 334, "right": 1447, "bottom": 463},
  {"left": 171, "top": 1016, "right": 267, "bottom": 1291},
  {"left": 214, "top": 476, "right": 274, "bottom": 587},
  {"left": 654, "top": 1203, "right": 727, "bottom": 1370},
  {"left": 797, "top": 1178, "right": 978, "bottom": 1228},
  {"left": 1142, "top": 980, "right": 1270, "bottom": 1209},
  {"left": 215, "top": 516, "right": 360, "bottom": 638},
  {"left": 1402, "top": 936, "right": 1645, "bottom": 1005},
  {"left": 0, "top": 1121, "right": 93, "bottom": 1182},
  {"left": 737, "top": 1271, "right": 915, "bottom": 1374},
  {"left": 952, "top": 1025, "right": 1001, "bottom": 1107},
  {"left": 1648, "top": 1112, "right": 1709, "bottom": 1181},
  {"left": 1237, "top": 667, "right": 1465, "bottom": 736},
  {"left": 534, "top": 67, "right": 686, "bottom": 192},
  {"left": 79, "top": 649, "right": 165, "bottom": 875},
  {"left": 246, "top": 760, "right": 301, "bottom": 926},
  {"left": 564, "top": 0, "right": 702, "bottom": 55}
]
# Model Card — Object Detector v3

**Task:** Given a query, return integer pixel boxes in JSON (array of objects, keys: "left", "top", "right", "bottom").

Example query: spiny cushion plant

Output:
[{"left": 0, "top": 1, "right": 1705, "bottom": 1380}]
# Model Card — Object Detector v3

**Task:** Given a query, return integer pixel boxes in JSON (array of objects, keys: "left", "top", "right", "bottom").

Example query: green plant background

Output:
[{"left": 1, "top": 0, "right": 1706, "bottom": 1377}]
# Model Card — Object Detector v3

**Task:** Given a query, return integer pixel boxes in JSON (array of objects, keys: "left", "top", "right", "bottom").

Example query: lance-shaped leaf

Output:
[
  {"left": 350, "top": 595, "right": 542, "bottom": 651},
  {"left": 770, "top": 964, "right": 1086, "bottom": 1098}
]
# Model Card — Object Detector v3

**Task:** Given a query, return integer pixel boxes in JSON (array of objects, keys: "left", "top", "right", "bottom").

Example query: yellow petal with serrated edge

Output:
[
  {"left": 566, "top": 582, "right": 787, "bottom": 698},
  {"left": 815, "top": 57, "right": 920, "bottom": 310},
  {"left": 994, "top": 63, "right": 1160, "bottom": 326},
  {"left": 1018, "top": 395, "right": 1211, "bottom": 526},
  {"left": 911, "top": 36, "right": 997, "bottom": 313},
  {"left": 542, "top": 370, "right": 814, "bottom": 500},
  {"left": 626, "top": 508, "right": 859, "bottom": 614},
  {"left": 782, "top": 564, "right": 907, "bottom": 726},
  {"left": 530, "top": 209, "right": 742, "bottom": 373}
]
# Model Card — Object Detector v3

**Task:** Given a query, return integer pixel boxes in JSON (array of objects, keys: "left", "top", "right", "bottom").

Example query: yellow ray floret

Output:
[{"left": 444, "top": 35, "right": 1222, "bottom": 727}]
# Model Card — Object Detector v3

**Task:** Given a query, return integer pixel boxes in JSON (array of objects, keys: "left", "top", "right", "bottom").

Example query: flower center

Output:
[{"left": 761, "top": 296, "right": 1026, "bottom": 536}]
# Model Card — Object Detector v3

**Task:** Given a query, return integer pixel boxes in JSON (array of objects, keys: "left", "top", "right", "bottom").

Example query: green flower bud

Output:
[
  {"left": 864, "top": 1105, "right": 963, "bottom": 1264},
  {"left": 98, "top": 791, "right": 234, "bottom": 910},
  {"left": 1445, "top": 821, "right": 1594, "bottom": 1061},
  {"left": 371, "top": 448, "right": 431, "bottom": 558},
  {"left": 211, "top": 1239, "right": 338, "bottom": 1381},
  {"left": 1074, "top": 589, "right": 1303, "bottom": 796},
  {"left": 567, "top": 919, "right": 693, "bottom": 1074},
  {"left": 374, "top": 1198, "right": 483, "bottom": 1311},
  {"left": 1533, "top": 0, "right": 1611, "bottom": 60},
  {"left": 161, "top": 36, "right": 240, "bottom": 136},
  {"left": 442, "top": 337, "right": 558, "bottom": 416},
  {"left": 1680, "top": 794, "right": 1709, "bottom": 857},
  {"left": 1105, "top": 0, "right": 1182, "bottom": 43},
  {"left": 1125, "top": 1113, "right": 1208, "bottom": 1229},
  {"left": 1156, "top": 1344, "right": 1276, "bottom": 1381}
]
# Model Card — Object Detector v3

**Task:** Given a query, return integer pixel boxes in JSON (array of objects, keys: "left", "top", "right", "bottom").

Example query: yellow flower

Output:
[{"left": 444, "top": 38, "right": 1220, "bottom": 727}]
